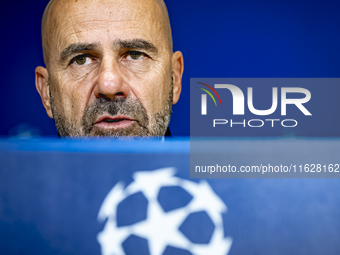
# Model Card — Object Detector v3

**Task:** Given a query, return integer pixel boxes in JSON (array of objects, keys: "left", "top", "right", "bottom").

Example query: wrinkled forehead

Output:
[{"left": 45, "top": 0, "right": 170, "bottom": 61}]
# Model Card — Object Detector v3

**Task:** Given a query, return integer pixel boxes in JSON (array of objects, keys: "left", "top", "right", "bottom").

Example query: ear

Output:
[
  {"left": 35, "top": 66, "right": 53, "bottom": 118},
  {"left": 171, "top": 51, "right": 184, "bottom": 104}
]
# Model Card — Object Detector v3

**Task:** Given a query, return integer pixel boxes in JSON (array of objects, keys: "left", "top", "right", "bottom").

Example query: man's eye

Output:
[
  {"left": 125, "top": 51, "right": 145, "bottom": 60},
  {"left": 70, "top": 55, "right": 93, "bottom": 65}
]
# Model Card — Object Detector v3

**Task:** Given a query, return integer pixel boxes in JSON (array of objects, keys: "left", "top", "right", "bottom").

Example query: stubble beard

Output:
[{"left": 49, "top": 77, "right": 173, "bottom": 138}]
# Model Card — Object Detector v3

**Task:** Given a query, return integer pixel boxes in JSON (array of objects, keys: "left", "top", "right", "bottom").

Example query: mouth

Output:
[
  {"left": 94, "top": 115, "right": 136, "bottom": 129},
  {"left": 100, "top": 118, "right": 126, "bottom": 123}
]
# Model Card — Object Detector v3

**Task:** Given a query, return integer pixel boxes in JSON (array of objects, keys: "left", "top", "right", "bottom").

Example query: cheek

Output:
[
  {"left": 128, "top": 60, "right": 172, "bottom": 116},
  {"left": 51, "top": 68, "right": 98, "bottom": 122},
  {"left": 133, "top": 70, "right": 169, "bottom": 114}
]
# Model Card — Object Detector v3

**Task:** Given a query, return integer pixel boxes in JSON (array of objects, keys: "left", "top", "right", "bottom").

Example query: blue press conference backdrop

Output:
[
  {"left": 1, "top": 0, "right": 340, "bottom": 137},
  {"left": 1, "top": 139, "right": 340, "bottom": 255}
]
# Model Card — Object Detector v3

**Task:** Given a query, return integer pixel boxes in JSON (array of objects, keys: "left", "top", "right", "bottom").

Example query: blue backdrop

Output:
[
  {"left": 1, "top": 138, "right": 340, "bottom": 255},
  {"left": 1, "top": 0, "right": 340, "bottom": 136}
]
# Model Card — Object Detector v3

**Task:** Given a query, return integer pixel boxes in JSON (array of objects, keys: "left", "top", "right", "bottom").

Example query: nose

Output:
[{"left": 94, "top": 59, "right": 128, "bottom": 100}]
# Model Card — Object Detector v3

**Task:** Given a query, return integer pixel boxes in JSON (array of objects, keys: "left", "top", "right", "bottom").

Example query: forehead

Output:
[{"left": 49, "top": 0, "right": 167, "bottom": 51}]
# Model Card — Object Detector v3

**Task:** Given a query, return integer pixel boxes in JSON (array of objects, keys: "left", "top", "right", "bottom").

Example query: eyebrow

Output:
[
  {"left": 60, "top": 43, "right": 99, "bottom": 62},
  {"left": 59, "top": 39, "right": 158, "bottom": 63},
  {"left": 114, "top": 39, "right": 158, "bottom": 54}
]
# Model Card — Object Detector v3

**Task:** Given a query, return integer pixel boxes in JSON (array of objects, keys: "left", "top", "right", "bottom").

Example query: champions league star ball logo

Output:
[{"left": 97, "top": 168, "right": 232, "bottom": 255}]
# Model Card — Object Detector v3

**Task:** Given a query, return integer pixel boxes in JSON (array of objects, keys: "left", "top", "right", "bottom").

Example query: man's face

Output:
[{"left": 36, "top": 0, "right": 183, "bottom": 137}]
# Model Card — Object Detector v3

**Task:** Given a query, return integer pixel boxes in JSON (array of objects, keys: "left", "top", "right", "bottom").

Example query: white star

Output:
[
  {"left": 97, "top": 220, "right": 131, "bottom": 255},
  {"left": 182, "top": 180, "right": 227, "bottom": 223},
  {"left": 192, "top": 234, "right": 232, "bottom": 255},
  {"left": 132, "top": 198, "right": 191, "bottom": 255},
  {"left": 191, "top": 224, "right": 232, "bottom": 255},
  {"left": 98, "top": 182, "right": 126, "bottom": 221},
  {"left": 125, "top": 168, "right": 179, "bottom": 200}
]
